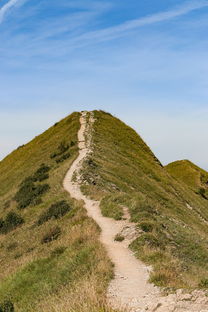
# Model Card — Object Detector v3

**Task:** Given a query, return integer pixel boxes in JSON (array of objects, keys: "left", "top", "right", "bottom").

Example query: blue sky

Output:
[{"left": 0, "top": 0, "right": 208, "bottom": 169}]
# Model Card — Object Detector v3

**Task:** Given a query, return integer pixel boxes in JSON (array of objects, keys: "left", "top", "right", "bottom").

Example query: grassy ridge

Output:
[
  {"left": 0, "top": 112, "right": 114, "bottom": 311},
  {"left": 81, "top": 111, "right": 208, "bottom": 289}
]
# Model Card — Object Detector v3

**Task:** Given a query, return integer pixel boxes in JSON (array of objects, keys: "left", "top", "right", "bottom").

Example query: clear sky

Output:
[{"left": 0, "top": 0, "right": 208, "bottom": 170}]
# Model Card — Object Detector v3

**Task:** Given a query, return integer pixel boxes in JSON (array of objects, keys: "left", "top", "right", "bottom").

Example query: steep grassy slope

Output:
[
  {"left": 166, "top": 160, "right": 208, "bottom": 198},
  {"left": 81, "top": 111, "right": 208, "bottom": 289},
  {"left": 0, "top": 112, "right": 114, "bottom": 312}
]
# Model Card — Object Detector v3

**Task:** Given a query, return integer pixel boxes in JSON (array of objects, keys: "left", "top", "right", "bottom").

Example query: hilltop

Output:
[
  {"left": 0, "top": 110, "right": 208, "bottom": 311},
  {"left": 166, "top": 160, "right": 208, "bottom": 198}
]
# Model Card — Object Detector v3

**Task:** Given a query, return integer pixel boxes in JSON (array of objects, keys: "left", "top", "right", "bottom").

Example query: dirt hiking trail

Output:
[{"left": 63, "top": 112, "right": 208, "bottom": 312}]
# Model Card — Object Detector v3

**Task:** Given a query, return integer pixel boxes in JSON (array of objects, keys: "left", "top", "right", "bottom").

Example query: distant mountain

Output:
[{"left": 166, "top": 160, "right": 208, "bottom": 197}]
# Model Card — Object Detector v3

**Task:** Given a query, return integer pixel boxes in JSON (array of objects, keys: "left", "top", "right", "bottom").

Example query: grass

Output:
[
  {"left": 166, "top": 160, "right": 208, "bottom": 198},
  {"left": 37, "top": 200, "right": 71, "bottom": 225},
  {"left": 114, "top": 234, "right": 125, "bottom": 242},
  {"left": 0, "top": 212, "right": 24, "bottom": 234},
  {"left": 100, "top": 195, "right": 124, "bottom": 220},
  {"left": 0, "top": 112, "right": 116, "bottom": 311},
  {"left": 81, "top": 110, "right": 208, "bottom": 289}
]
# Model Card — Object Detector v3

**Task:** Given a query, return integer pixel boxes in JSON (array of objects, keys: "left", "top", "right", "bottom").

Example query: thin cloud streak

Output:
[
  {"left": 1, "top": 0, "right": 208, "bottom": 59},
  {"left": 0, "top": 0, "right": 23, "bottom": 24},
  {"left": 0, "top": 0, "right": 26, "bottom": 24},
  {"left": 73, "top": 0, "right": 208, "bottom": 43}
]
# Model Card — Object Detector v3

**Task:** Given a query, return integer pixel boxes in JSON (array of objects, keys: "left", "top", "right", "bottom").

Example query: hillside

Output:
[
  {"left": 81, "top": 111, "right": 208, "bottom": 289},
  {"left": 166, "top": 160, "right": 208, "bottom": 198},
  {"left": 0, "top": 112, "right": 114, "bottom": 312},
  {"left": 1, "top": 110, "right": 208, "bottom": 311}
]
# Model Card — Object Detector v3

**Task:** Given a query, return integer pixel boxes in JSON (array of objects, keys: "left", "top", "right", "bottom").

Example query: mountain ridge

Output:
[{"left": 0, "top": 110, "right": 208, "bottom": 311}]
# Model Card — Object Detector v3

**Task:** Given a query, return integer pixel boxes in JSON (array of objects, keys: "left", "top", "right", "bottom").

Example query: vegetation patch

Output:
[
  {"left": 139, "top": 221, "right": 154, "bottom": 233},
  {"left": 37, "top": 200, "right": 71, "bottom": 225},
  {"left": 0, "top": 300, "right": 14, "bottom": 312},
  {"left": 55, "top": 152, "right": 71, "bottom": 164},
  {"left": 0, "top": 212, "right": 24, "bottom": 234},
  {"left": 199, "top": 278, "right": 208, "bottom": 288},
  {"left": 41, "top": 226, "right": 61, "bottom": 244},
  {"left": 100, "top": 195, "right": 124, "bottom": 220},
  {"left": 0, "top": 241, "right": 112, "bottom": 311},
  {"left": 50, "top": 246, "right": 67, "bottom": 257},
  {"left": 197, "top": 188, "right": 207, "bottom": 199},
  {"left": 33, "top": 164, "right": 51, "bottom": 182},
  {"left": 14, "top": 179, "right": 50, "bottom": 210},
  {"left": 114, "top": 234, "right": 124, "bottom": 242},
  {"left": 50, "top": 141, "right": 74, "bottom": 160}
]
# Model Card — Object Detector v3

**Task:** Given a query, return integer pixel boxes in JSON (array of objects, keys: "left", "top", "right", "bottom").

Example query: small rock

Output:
[
  {"left": 176, "top": 289, "right": 184, "bottom": 297},
  {"left": 180, "top": 293, "right": 193, "bottom": 301}
]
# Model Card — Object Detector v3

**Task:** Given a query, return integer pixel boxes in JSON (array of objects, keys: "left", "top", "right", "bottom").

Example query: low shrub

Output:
[
  {"left": 37, "top": 200, "right": 71, "bottom": 225},
  {"left": 33, "top": 164, "right": 50, "bottom": 182},
  {"left": 0, "top": 212, "right": 24, "bottom": 234},
  {"left": 50, "top": 141, "right": 70, "bottom": 159},
  {"left": 58, "top": 142, "right": 69, "bottom": 154},
  {"left": 15, "top": 180, "right": 50, "bottom": 210},
  {"left": 114, "top": 234, "right": 125, "bottom": 242},
  {"left": 199, "top": 278, "right": 208, "bottom": 288},
  {"left": 41, "top": 226, "right": 61, "bottom": 244},
  {"left": 197, "top": 188, "right": 207, "bottom": 199},
  {"left": 0, "top": 300, "right": 14, "bottom": 312},
  {"left": 14, "top": 164, "right": 50, "bottom": 210},
  {"left": 139, "top": 221, "right": 154, "bottom": 233},
  {"left": 56, "top": 152, "right": 71, "bottom": 164}
]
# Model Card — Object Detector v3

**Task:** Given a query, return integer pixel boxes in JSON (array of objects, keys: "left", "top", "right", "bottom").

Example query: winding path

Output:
[{"left": 63, "top": 111, "right": 208, "bottom": 312}]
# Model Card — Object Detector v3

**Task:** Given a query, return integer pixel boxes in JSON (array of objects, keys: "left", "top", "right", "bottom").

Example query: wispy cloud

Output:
[
  {"left": 1, "top": 0, "right": 208, "bottom": 59},
  {"left": 73, "top": 0, "right": 208, "bottom": 43},
  {"left": 0, "top": 0, "right": 24, "bottom": 24}
]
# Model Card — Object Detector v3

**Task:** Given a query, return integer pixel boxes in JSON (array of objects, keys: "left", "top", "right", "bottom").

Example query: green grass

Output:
[
  {"left": 100, "top": 194, "right": 124, "bottom": 220},
  {"left": 0, "top": 112, "right": 115, "bottom": 311},
  {"left": 81, "top": 110, "right": 208, "bottom": 289},
  {"left": 114, "top": 234, "right": 125, "bottom": 242},
  {"left": 166, "top": 160, "right": 208, "bottom": 198}
]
